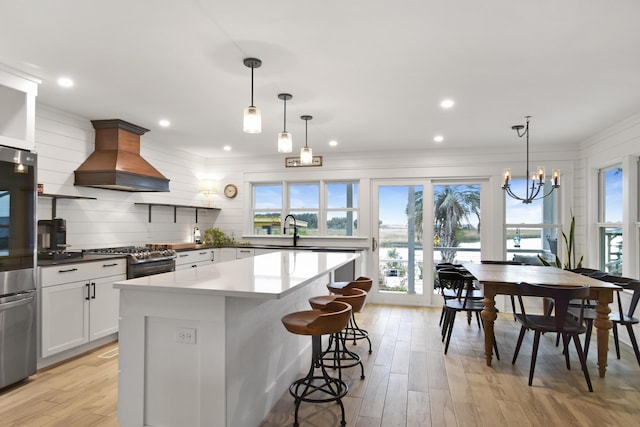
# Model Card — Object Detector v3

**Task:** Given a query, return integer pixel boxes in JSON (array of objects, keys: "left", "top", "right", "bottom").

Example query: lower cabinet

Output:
[
  {"left": 175, "top": 249, "right": 219, "bottom": 270},
  {"left": 40, "top": 259, "right": 126, "bottom": 358}
]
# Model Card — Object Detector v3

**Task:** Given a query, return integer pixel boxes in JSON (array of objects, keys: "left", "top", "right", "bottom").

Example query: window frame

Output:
[
  {"left": 597, "top": 165, "right": 624, "bottom": 275},
  {"left": 250, "top": 180, "right": 360, "bottom": 237}
]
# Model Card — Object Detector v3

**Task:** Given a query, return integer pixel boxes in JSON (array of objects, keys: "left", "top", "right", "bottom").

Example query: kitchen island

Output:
[{"left": 115, "top": 250, "right": 359, "bottom": 427}]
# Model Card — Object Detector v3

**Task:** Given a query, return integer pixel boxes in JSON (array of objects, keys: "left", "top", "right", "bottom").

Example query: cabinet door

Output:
[
  {"left": 41, "top": 280, "right": 90, "bottom": 357},
  {"left": 220, "top": 248, "right": 237, "bottom": 262},
  {"left": 89, "top": 274, "right": 125, "bottom": 341}
]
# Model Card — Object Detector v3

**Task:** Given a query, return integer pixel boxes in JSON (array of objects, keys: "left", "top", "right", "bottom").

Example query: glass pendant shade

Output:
[
  {"left": 243, "top": 106, "right": 261, "bottom": 133},
  {"left": 300, "top": 146, "right": 313, "bottom": 165},
  {"left": 278, "top": 131, "right": 292, "bottom": 153}
]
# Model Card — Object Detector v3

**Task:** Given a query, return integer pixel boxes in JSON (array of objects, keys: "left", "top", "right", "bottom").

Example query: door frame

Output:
[{"left": 368, "top": 179, "right": 435, "bottom": 307}]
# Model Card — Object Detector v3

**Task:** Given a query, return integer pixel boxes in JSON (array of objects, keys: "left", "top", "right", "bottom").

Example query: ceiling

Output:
[{"left": 2, "top": 1, "right": 640, "bottom": 159}]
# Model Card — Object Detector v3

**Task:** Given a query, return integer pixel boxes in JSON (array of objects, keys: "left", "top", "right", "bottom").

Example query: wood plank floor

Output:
[{"left": 2, "top": 305, "right": 639, "bottom": 426}]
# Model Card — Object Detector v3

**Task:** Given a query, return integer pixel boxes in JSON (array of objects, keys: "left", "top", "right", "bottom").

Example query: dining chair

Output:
[
  {"left": 575, "top": 280, "right": 640, "bottom": 366},
  {"left": 436, "top": 267, "right": 482, "bottom": 327},
  {"left": 439, "top": 269, "right": 499, "bottom": 359},
  {"left": 511, "top": 282, "right": 592, "bottom": 392}
]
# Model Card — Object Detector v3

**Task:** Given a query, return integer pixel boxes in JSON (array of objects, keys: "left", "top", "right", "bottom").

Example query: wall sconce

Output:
[{"left": 199, "top": 179, "right": 219, "bottom": 206}]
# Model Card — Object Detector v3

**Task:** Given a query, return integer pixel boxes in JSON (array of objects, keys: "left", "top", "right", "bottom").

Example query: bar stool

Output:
[
  {"left": 281, "top": 301, "right": 352, "bottom": 427},
  {"left": 327, "top": 277, "right": 373, "bottom": 354},
  {"left": 309, "top": 288, "right": 367, "bottom": 380}
]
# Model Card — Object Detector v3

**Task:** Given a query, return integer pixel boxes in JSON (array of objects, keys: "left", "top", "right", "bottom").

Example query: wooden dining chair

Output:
[
  {"left": 512, "top": 282, "right": 592, "bottom": 392},
  {"left": 436, "top": 267, "right": 482, "bottom": 327}
]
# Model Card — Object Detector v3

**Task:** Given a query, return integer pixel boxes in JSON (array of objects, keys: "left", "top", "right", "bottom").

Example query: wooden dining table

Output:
[{"left": 463, "top": 262, "right": 621, "bottom": 378}]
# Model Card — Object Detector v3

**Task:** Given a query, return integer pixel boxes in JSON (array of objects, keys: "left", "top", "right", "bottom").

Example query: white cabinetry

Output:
[
  {"left": 219, "top": 247, "right": 258, "bottom": 262},
  {"left": 175, "top": 249, "right": 219, "bottom": 270},
  {"left": 40, "top": 259, "right": 126, "bottom": 358},
  {"left": 0, "top": 65, "right": 40, "bottom": 151}
]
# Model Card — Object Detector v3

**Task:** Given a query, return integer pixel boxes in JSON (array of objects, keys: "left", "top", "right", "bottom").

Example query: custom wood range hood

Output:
[{"left": 74, "top": 119, "right": 170, "bottom": 192}]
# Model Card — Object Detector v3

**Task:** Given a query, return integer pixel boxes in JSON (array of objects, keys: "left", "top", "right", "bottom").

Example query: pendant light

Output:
[
  {"left": 277, "top": 93, "right": 293, "bottom": 153},
  {"left": 243, "top": 58, "right": 262, "bottom": 133},
  {"left": 300, "top": 115, "right": 313, "bottom": 165},
  {"left": 501, "top": 116, "right": 560, "bottom": 204}
]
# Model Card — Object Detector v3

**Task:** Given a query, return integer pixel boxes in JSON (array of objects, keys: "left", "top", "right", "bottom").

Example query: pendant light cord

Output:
[
  {"left": 283, "top": 97, "right": 287, "bottom": 132},
  {"left": 250, "top": 66, "right": 255, "bottom": 107}
]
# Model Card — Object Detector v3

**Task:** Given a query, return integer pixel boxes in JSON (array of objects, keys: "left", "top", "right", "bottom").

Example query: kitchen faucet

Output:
[{"left": 283, "top": 214, "right": 299, "bottom": 247}]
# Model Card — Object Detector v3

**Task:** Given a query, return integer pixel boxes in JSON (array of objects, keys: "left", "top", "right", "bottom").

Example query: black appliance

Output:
[
  {"left": 83, "top": 246, "right": 177, "bottom": 279},
  {"left": 0, "top": 144, "right": 37, "bottom": 389},
  {"left": 38, "top": 218, "right": 67, "bottom": 251}
]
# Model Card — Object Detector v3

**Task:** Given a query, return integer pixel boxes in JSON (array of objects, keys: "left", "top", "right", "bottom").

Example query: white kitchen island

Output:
[{"left": 114, "top": 250, "right": 359, "bottom": 427}]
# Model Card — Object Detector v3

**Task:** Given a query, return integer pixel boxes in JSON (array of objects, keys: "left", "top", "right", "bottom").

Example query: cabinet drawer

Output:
[
  {"left": 40, "top": 259, "right": 127, "bottom": 287},
  {"left": 175, "top": 250, "right": 213, "bottom": 266},
  {"left": 235, "top": 248, "right": 255, "bottom": 259}
]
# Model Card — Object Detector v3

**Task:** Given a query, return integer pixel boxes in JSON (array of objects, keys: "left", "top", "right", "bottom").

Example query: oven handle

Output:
[{"left": 0, "top": 294, "right": 35, "bottom": 311}]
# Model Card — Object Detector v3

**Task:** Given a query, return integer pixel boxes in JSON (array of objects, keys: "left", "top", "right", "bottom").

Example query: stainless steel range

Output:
[{"left": 83, "top": 246, "right": 177, "bottom": 278}]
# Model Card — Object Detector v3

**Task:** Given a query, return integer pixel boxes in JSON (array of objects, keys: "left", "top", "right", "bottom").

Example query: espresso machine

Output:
[{"left": 38, "top": 218, "right": 80, "bottom": 258}]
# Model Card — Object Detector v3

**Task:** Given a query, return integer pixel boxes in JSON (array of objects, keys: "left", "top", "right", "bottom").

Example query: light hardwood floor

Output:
[{"left": 2, "top": 305, "right": 639, "bottom": 426}]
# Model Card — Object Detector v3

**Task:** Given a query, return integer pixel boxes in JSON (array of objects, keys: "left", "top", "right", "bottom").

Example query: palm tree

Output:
[{"left": 433, "top": 186, "right": 478, "bottom": 263}]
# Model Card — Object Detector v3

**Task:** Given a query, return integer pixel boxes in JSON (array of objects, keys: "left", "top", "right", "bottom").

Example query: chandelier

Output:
[{"left": 501, "top": 116, "right": 560, "bottom": 204}]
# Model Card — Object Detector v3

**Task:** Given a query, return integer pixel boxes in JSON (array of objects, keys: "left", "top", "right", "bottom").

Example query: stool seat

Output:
[
  {"left": 327, "top": 276, "right": 373, "bottom": 294},
  {"left": 282, "top": 301, "right": 352, "bottom": 336}
]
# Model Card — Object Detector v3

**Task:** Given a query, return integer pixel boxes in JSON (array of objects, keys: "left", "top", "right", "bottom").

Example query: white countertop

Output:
[{"left": 113, "top": 250, "right": 358, "bottom": 299}]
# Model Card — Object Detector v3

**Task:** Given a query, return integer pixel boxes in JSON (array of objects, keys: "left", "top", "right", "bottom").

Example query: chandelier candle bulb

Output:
[
  {"left": 502, "top": 169, "right": 511, "bottom": 188},
  {"left": 537, "top": 167, "right": 545, "bottom": 183},
  {"left": 552, "top": 169, "right": 560, "bottom": 187}
]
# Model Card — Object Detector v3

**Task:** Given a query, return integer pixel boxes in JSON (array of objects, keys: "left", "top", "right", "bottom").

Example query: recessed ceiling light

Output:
[
  {"left": 440, "top": 99, "right": 454, "bottom": 109},
  {"left": 57, "top": 77, "right": 74, "bottom": 88},
  {"left": 158, "top": 119, "right": 170, "bottom": 127},
  {"left": 223, "top": 145, "right": 232, "bottom": 151},
  {"left": 433, "top": 135, "right": 444, "bottom": 143},
  {"left": 329, "top": 140, "right": 338, "bottom": 147}
]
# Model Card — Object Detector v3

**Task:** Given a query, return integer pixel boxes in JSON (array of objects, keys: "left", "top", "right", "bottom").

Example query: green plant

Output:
[
  {"left": 203, "top": 227, "right": 239, "bottom": 246},
  {"left": 538, "top": 212, "right": 584, "bottom": 269}
]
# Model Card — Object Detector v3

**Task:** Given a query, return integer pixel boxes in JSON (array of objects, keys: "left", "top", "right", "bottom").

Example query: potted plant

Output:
[{"left": 538, "top": 211, "right": 583, "bottom": 269}]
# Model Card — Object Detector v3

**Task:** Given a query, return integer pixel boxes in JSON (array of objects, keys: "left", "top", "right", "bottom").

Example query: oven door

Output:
[{"left": 128, "top": 259, "right": 176, "bottom": 279}]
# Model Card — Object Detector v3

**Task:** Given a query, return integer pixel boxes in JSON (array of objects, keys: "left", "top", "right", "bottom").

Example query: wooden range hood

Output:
[{"left": 74, "top": 119, "right": 170, "bottom": 192}]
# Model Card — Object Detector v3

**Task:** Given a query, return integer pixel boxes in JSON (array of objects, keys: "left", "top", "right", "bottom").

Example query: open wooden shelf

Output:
[{"left": 38, "top": 193, "right": 97, "bottom": 218}]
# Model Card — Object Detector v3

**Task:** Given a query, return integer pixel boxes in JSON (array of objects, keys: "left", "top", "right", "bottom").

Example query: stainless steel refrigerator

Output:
[{"left": 0, "top": 144, "right": 37, "bottom": 389}]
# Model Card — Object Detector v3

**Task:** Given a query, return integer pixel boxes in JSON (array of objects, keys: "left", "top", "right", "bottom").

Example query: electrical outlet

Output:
[{"left": 176, "top": 327, "right": 197, "bottom": 344}]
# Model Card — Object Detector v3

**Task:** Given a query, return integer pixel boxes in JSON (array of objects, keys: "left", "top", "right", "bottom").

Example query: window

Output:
[
  {"left": 505, "top": 179, "right": 559, "bottom": 265},
  {"left": 598, "top": 166, "right": 623, "bottom": 275},
  {"left": 251, "top": 181, "right": 359, "bottom": 237},
  {"left": 253, "top": 184, "right": 283, "bottom": 235}
]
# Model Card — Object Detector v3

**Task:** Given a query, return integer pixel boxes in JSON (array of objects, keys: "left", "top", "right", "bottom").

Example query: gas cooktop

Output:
[{"left": 83, "top": 246, "right": 176, "bottom": 263}]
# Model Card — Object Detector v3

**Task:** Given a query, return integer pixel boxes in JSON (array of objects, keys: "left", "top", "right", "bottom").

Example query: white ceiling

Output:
[{"left": 2, "top": 0, "right": 640, "bottom": 159}]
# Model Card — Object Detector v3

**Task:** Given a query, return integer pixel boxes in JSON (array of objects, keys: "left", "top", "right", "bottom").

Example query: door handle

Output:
[
  {"left": 91, "top": 282, "right": 96, "bottom": 299},
  {"left": 371, "top": 237, "right": 378, "bottom": 252},
  {"left": 85, "top": 283, "right": 91, "bottom": 300}
]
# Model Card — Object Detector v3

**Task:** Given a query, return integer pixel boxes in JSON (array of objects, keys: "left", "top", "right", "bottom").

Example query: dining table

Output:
[{"left": 463, "top": 262, "right": 621, "bottom": 378}]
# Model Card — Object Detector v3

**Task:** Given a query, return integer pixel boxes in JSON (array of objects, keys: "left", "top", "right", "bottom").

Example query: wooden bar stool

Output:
[
  {"left": 326, "top": 277, "right": 373, "bottom": 354},
  {"left": 281, "top": 301, "right": 352, "bottom": 427},
  {"left": 309, "top": 288, "right": 368, "bottom": 380}
]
